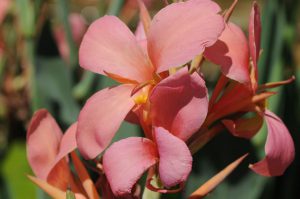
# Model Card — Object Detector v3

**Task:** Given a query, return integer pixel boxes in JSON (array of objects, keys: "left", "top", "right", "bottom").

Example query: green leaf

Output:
[
  {"left": 15, "top": 0, "right": 35, "bottom": 37},
  {"left": 35, "top": 57, "right": 80, "bottom": 124},
  {"left": 1, "top": 142, "right": 36, "bottom": 199}
]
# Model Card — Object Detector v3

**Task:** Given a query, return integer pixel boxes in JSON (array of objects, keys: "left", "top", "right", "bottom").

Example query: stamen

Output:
[
  {"left": 258, "top": 76, "right": 295, "bottom": 91},
  {"left": 134, "top": 93, "right": 148, "bottom": 104},
  {"left": 189, "top": 54, "right": 204, "bottom": 74},
  {"left": 104, "top": 71, "right": 138, "bottom": 84},
  {"left": 223, "top": 0, "right": 238, "bottom": 22}
]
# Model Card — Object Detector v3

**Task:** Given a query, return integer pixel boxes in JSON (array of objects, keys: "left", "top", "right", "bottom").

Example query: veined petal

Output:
[
  {"left": 250, "top": 110, "right": 295, "bottom": 176},
  {"left": 147, "top": 0, "right": 224, "bottom": 72},
  {"left": 155, "top": 127, "right": 192, "bottom": 188},
  {"left": 249, "top": 2, "right": 261, "bottom": 91},
  {"left": 77, "top": 84, "right": 135, "bottom": 159},
  {"left": 103, "top": 137, "right": 158, "bottom": 196},
  {"left": 27, "top": 109, "right": 63, "bottom": 180},
  {"left": 79, "top": 16, "right": 152, "bottom": 82},
  {"left": 204, "top": 22, "right": 250, "bottom": 84},
  {"left": 150, "top": 67, "right": 208, "bottom": 141}
]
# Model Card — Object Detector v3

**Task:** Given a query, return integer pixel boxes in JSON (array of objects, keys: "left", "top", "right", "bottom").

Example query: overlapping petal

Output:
[
  {"left": 250, "top": 110, "right": 295, "bottom": 176},
  {"left": 77, "top": 84, "right": 136, "bottom": 159},
  {"left": 204, "top": 22, "right": 250, "bottom": 84},
  {"left": 103, "top": 137, "right": 158, "bottom": 196},
  {"left": 147, "top": 0, "right": 224, "bottom": 72},
  {"left": 150, "top": 68, "right": 208, "bottom": 141},
  {"left": 27, "top": 109, "right": 63, "bottom": 180},
  {"left": 79, "top": 15, "right": 152, "bottom": 83},
  {"left": 155, "top": 127, "right": 192, "bottom": 188},
  {"left": 27, "top": 110, "right": 78, "bottom": 190},
  {"left": 222, "top": 112, "right": 263, "bottom": 139}
]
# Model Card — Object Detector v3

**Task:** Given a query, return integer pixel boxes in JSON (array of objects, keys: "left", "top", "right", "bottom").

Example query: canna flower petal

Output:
[
  {"left": 47, "top": 123, "right": 78, "bottom": 190},
  {"left": 103, "top": 137, "right": 158, "bottom": 196},
  {"left": 250, "top": 110, "right": 295, "bottom": 176},
  {"left": 147, "top": 0, "right": 224, "bottom": 72},
  {"left": 204, "top": 22, "right": 250, "bottom": 84},
  {"left": 222, "top": 112, "right": 263, "bottom": 139},
  {"left": 79, "top": 15, "right": 152, "bottom": 83},
  {"left": 26, "top": 110, "right": 77, "bottom": 190},
  {"left": 249, "top": 2, "right": 261, "bottom": 91},
  {"left": 150, "top": 67, "right": 208, "bottom": 141},
  {"left": 53, "top": 123, "right": 78, "bottom": 166},
  {"left": 155, "top": 127, "right": 192, "bottom": 188},
  {"left": 27, "top": 109, "right": 63, "bottom": 180},
  {"left": 77, "top": 84, "right": 136, "bottom": 159}
]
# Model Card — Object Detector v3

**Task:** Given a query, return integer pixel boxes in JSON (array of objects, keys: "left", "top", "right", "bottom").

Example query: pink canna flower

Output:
[
  {"left": 208, "top": 2, "right": 295, "bottom": 177},
  {"left": 103, "top": 127, "right": 192, "bottom": 197},
  {"left": 26, "top": 109, "right": 99, "bottom": 199},
  {"left": 203, "top": 0, "right": 250, "bottom": 84},
  {"left": 77, "top": 0, "right": 224, "bottom": 159}
]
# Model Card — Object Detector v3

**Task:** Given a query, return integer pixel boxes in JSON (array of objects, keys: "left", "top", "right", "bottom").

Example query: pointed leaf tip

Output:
[
  {"left": 188, "top": 154, "right": 248, "bottom": 199},
  {"left": 27, "top": 175, "right": 66, "bottom": 199}
]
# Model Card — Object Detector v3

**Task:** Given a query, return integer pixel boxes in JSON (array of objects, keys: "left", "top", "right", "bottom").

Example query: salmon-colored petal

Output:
[
  {"left": 135, "top": 21, "right": 148, "bottom": 54},
  {"left": 0, "top": 0, "right": 10, "bottom": 24},
  {"left": 79, "top": 16, "right": 152, "bottom": 82},
  {"left": 250, "top": 110, "right": 295, "bottom": 176},
  {"left": 103, "top": 137, "right": 158, "bottom": 196},
  {"left": 249, "top": 2, "right": 261, "bottom": 90},
  {"left": 27, "top": 109, "right": 63, "bottom": 180},
  {"left": 46, "top": 123, "right": 78, "bottom": 189},
  {"left": 54, "top": 123, "right": 77, "bottom": 165},
  {"left": 77, "top": 84, "right": 135, "bottom": 159},
  {"left": 204, "top": 22, "right": 250, "bottom": 84},
  {"left": 155, "top": 127, "right": 192, "bottom": 188},
  {"left": 147, "top": 0, "right": 224, "bottom": 72},
  {"left": 222, "top": 112, "right": 263, "bottom": 139},
  {"left": 150, "top": 68, "right": 208, "bottom": 141}
]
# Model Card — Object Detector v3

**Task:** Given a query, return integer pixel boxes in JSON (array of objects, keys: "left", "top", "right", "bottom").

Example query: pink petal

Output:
[
  {"left": 77, "top": 84, "right": 135, "bottom": 159},
  {"left": 147, "top": 0, "right": 224, "bottom": 72},
  {"left": 155, "top": 127, "right": 192, "bottom": 188},
  {"left": 27, "top": 109, "right": 63, "bottom": 180},
  {"left": 250, "top": 110, "right": 295, "bottom": 176},
  {"left": 150, "top": 67, "right": 208, "bottom": 141},
  {"left": 135, "top": 21, "right": 148, "bottom": 54},
  {"left": 79, "top": 16, "right": 152, "bottom": 83},
  {"left": 222, "top": 112, "right": 263, "bottom": 139},
  {"left": 46, "top": 123, "right": 78, "bottom": 190},
  {"left": 103, "top": 137, "right": 158, "bottom": 196},
  {"left": 69, "top": 14, "right": 87, "bottom": 44},
  {"left": 204, "top": 22, "right": 250, "bottom": 84},
  {"left": 52, "top": 123, "right": 77, "bottom": 169},
  {"left": 0, "top": 0, "right": 10, "bottom": 24},
  {"left": 249, "top": 2, "right": 261, "bottom": 90}
]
